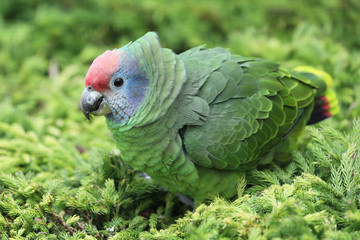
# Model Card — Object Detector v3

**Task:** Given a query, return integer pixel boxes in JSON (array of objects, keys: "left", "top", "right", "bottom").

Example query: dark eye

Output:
[{"left": 113, "top": 78, "right": 124, "bottom": 87}]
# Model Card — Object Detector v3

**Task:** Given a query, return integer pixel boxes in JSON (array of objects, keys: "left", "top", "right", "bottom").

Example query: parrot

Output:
[{"left": 80, "top": 32, "right": 338, "bottom": 203}]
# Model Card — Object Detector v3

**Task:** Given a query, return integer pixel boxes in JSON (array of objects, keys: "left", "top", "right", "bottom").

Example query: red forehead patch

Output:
[{"left": 85, "top": 49, "right": 124, "bottom": 92}]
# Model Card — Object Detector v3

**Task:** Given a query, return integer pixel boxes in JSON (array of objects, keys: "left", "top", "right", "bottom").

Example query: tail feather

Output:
[
  {"left": 307, "top": 96, "right": 333, "bottom": 125},
  {"left": 294, "top": 66, "right": 339, "bottom": 125}
]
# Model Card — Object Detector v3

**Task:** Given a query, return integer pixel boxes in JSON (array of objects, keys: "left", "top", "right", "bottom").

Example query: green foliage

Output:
[
  {"left": 0, "top": 152, "right": 188, "bottom": 239},
  {"left": 1, "top": 0, "right": 360, "bottom": 238}
]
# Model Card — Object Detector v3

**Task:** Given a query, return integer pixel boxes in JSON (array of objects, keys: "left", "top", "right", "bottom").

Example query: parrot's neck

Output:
[
  {"left": 107, "top": 110, "right": 196, "bottom": 175},
  {"left": 109, "top": 116, "right": 173, "bottom": 169}
]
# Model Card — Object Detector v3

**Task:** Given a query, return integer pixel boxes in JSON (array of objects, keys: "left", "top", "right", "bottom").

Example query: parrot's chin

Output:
[
  {"left": 82, "top": 100, "right": 112, "bottom": 120},
  {"left": 91, "top": 101, "right": 112, "bottom": 116}
]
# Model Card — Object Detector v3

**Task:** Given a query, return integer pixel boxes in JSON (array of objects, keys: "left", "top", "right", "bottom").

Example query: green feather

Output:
[
  {"left": 197, "top": 72, "right": 227, "bottom": 103},
  {"left": 212, "top": 76, "right": 238, "bottom": 104},
  {"left": 235, "top": 73, "right": 258, "bottom": 98}
]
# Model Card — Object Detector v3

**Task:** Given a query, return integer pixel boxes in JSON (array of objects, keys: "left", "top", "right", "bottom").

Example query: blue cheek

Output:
[
  {"left": 126, "top": 77, "right": 148, "bottom": 105},
  {"left": 111, "top": 51, "right": 149, "bottom": 120}
]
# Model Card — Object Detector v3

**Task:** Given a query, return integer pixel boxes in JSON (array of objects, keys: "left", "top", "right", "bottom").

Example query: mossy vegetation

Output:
[{"left": 1, "top": 0, "right": 360, "bottom": 239}]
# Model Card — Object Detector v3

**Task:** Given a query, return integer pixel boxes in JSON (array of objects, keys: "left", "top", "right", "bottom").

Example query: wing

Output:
[{"left": 182, "top": 52, "right": 317, "bottom": 171}]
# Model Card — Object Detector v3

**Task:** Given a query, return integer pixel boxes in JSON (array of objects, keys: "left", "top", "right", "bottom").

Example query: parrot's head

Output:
[
  {"left": 81, "top": 32, "right": 184, "bottom": 127},
  {"left": 80, "top": 46, "right": 149, "bottom": 123}
]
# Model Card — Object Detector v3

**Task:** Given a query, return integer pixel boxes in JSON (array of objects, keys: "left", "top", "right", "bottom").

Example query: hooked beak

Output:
[{"left": 80, "top": 87, "right": 112, "bottom": 120}]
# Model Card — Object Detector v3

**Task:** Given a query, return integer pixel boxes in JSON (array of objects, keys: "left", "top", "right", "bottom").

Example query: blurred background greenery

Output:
[{"left": 0, "top": 0, "right": 360, "bottom": 237}]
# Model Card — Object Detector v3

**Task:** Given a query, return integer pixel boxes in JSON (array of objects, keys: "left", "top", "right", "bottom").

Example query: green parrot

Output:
[{"left": 80, "top": 32, "right": 338, "bottom": 202}]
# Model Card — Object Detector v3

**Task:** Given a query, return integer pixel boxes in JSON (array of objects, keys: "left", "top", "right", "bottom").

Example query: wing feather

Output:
[{"left": 178, "top": 49, "right": 317, "bottom": 170}]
